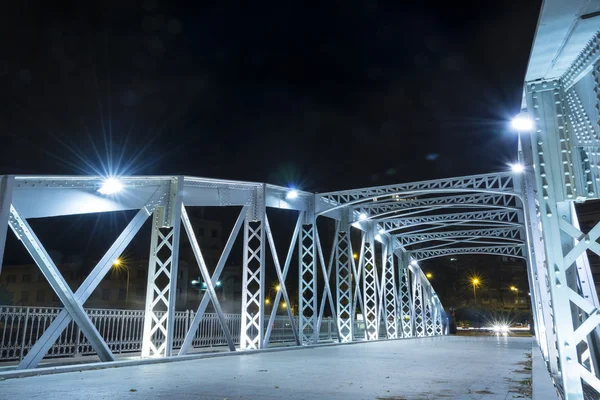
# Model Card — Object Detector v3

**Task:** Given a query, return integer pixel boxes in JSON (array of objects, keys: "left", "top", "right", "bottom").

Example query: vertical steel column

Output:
[
  {"left": 141, "top": 177, "right": 183, "bottom": 358},
  {"left": 0, "top": 175, "right": 14, "bottom": 274},
  {"left": 382, "top": 242, "right": 398, "bottom": 339},
  {"left": 424, "top": 284, "right": 434, "bottom": 336},
  {"left": 362, "top": 227, "right": 378, "bottom": 340},
  {"left": 518, "top": 133, "right": 556, "bottom": 370},
  {"left": 397, "top": 254, "right": 413, "bottom": 338},
  {"left": 411, "top": 264, "right": 425, "bottom": 337},
  {"left": 351, "top": 232, "right": 366, "bottom": 341},
  {"left": 298, "top": 196, "right": 317, "bottom": 345},
  {"left": 527, "top": 80, "right": 586, "bottom": 397},
  {"left": 335, "top": 213, "right": 353, "bottom": 343},
  {"left": 299, "top": 217, "right": 317, "bottom": 345},
  {"left": 240, "top": 186, "right": 266, "bottom": 350},
  {"left": 433, "top": 297, "right": 443, "bottom": 335}
]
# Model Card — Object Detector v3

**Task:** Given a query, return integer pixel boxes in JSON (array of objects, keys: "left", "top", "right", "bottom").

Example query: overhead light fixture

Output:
[
  {"left": 98, "top": 178, "right": 123, "bottom": 195},
  {"left": 511, "top": 113, "right": 534, "bottom": 132},
  {"left": 286, "top": 190, "right": 298, "bottom": 199},
  {"left": 359, "top": 213, "right": 368, "bottom": 221},
  {"left": 510, "top": 163, "right": 525, "bottom": 173},
  {"left": 411, "top": 260, "right": 418, "bottom": 266}
]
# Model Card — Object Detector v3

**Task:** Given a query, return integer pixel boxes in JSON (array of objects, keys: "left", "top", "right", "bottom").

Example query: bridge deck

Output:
[{"left": 0, "top": 336, "right": 534, "bottom": 400}]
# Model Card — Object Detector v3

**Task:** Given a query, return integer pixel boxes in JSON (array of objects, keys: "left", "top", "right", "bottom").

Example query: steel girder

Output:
[
  {"left": 399, "top": 227, "right": 523, "bottom": 246},
  {"left": 353, "top": 192, "right": 517, "bottom": 214},
  {"left": 316, "top": 172, "right": 517, "bottom": 215},
  {"left": 380, "top": 209, "right": 521, "bottom": 232},
  {"left": 409, "top": 245, "right": 525, "bottom": 261}
]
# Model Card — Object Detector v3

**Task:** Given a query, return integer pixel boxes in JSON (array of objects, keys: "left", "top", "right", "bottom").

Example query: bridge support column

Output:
[
  {"left": 423, "top": 283, "right": 434, "bottom": 337},
  {"left": 299, "top": 212, "right": 317, "bottom": 345},
  {"left": 517, "top": 143, "right": 558, "bottom": 374},
  {"left": 397, "top": 254, "right": 413, "bottom": 338},
  {"left": 141, "top": 177, "right": 183, "bottom": 358},
  {"left": 381, "top": 240, "right": 398, "bottom": 339},
  {"left": 240, "top": 186, "right": 266, "bottom": 350},
  {"left": 362, "top": 227, "right": 379, "bottom": 340},
  {"left": 410, "top": 264, "right": 425, "bottom": 337},
  {"left": 335, "top": 213, "right": 353, "bottom": 343},
  {"left": 526, "top": 79, "right": 600, "bottom": 397},
  {"left": 433, "top": 297, "right": 443, "bottom": 336}
]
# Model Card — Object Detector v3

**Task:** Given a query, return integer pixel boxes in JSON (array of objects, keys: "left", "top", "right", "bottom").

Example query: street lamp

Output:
[
  {"left": 425, "top": 272, "right": 433, "bottom": 279},
  {"left": 510, "top": 286, "right": 519, "bottom": 304},
  {"left": 112, "top": 258, "right": 129, "bottom": 307},
  {"left": 471, "top": 277, "right": 480, "bottom": 304}
]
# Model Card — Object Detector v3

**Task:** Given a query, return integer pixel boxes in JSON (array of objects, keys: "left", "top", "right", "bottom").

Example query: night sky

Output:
[{"left": 1, "top": 0, "right": 542, "bottom": 192}]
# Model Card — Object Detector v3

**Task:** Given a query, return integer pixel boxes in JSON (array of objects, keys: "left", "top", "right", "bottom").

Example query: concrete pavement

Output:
[{"left": 0, "top": 335, "right": 534, "bottom": 400}]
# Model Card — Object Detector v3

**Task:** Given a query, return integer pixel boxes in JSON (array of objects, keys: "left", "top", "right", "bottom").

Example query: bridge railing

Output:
[{"left": 0, "top": 305, "right": 345, "bottom": 361}]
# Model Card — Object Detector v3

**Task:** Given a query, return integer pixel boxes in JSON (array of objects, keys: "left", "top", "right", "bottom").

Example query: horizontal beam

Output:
[
  {"left": 381, "top": 210, "right": 521, "bottom": 232},
  {"left": 399, "top": 227, "right": 523, "bottom": 246},
  {"left": 317, "top": 172, "right": 517, "bottom": 214},
  {"left": 409, "top": 245, "right": 525, "bottom": 261},
  {"left": 354, "top": 192, "right": 518, "bottom": 214}
]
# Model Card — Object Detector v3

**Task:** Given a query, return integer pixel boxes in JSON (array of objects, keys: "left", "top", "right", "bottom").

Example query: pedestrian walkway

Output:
[{"left": 0, "top": 336, "right": 535, "bottom": 400}]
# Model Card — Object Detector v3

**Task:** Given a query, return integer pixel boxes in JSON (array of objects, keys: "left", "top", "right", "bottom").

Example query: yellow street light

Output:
[
  {"left": 425, "top": 272, "right": 433, "bottom": 279},
  {"left": 353, "top": 253, "right": 358, "bottom": 259},
  {"left": 510, "top": 286, "right": 519, "bottom": 303},
  {"left": 275, "top": 284, "right": 281, "bottom": 292},
  {"left": 470, "top": 277, "right": 480, "bottom": 304},
  {"left": 111, "top": 257, "right": 129, "bottom": 306},
  {"left": 265, "top": 298, "right": 270, "bottom": 305},
  {"left": 281, "top": 302, "right": 287, "bottom": 309}
]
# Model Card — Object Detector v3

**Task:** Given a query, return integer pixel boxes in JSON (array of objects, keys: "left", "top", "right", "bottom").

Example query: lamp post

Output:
[
  {"left": 471, "top": 278, "right": 480, "bottom": 304},
  {"left": 510, "top": 286, "right": 519, "bottom": 305},
  {"left": 266, "top": 284, "right": 281, "bottom": 313},
  {"left": 112, "top": 258, "right": 129, "bottom": 307}
]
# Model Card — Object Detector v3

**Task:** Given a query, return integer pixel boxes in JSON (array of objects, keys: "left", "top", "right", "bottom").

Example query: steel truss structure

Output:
[{"left": 0, "top": 4, "right": 597, "bottom": 399}]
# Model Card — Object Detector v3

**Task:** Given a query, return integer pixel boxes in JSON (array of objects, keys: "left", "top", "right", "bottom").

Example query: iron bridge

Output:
[{"left": 1, "top": 1, "right": 600, "bottom": 399}]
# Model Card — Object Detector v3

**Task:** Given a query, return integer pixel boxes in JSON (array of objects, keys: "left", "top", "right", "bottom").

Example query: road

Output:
[{"left": 0, "top": 335, "right": 533, "bottom": 400}]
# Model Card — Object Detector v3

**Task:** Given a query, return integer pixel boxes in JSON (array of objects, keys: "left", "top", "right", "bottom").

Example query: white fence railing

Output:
[{"left": 0, "top": 305, "right": 354, "bottom": 361}]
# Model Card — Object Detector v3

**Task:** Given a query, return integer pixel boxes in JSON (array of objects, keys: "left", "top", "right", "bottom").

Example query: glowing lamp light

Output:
[
  {"left": 511, "top": 113, "right": 534, "bottom": 132},
  {"left": 411, "top": 260, "right": 418, "bottom": 266},
  {"left": 510, "top": 163, "right": 525, "bottom": 173},
  {"left": 359, "top": 213, "right": 368, "bottom": 221},
  {"left": 98, "top": 178, "right": 123, "bottom": 195},
  {"left": 286, "top": 190, "right": 298, "bottom": 200}
]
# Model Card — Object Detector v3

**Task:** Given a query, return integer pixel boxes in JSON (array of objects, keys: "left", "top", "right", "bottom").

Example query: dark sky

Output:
[{"left": 0, "top": 0, "right": 542, "bottom": 192}]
